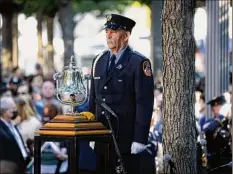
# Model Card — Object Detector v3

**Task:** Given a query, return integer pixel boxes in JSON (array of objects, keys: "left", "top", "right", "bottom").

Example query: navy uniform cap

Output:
[
  {"left": 103, "top": 14, "right": 136, "bottom": 32},
  {"left": 207, "top": 95, "right": 226, "bottom": 107}
]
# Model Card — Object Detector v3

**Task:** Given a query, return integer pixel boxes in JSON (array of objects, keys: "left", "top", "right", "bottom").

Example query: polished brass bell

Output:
[{"left": 54, "top": 56, "right": 89, "bottom": 114}]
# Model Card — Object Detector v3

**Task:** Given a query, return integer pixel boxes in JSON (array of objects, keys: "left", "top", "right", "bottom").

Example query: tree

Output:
[
  {"left": 36, "top": 11, "right": 43, "bottom": 66},
  {"left": 56, "top": 0, "right": 74, "bottom": 67},
  {"left": 14, "top": 0, "right": 58, "bottom": 72},
  {"left": 6, "top": 0, "right": 133, "bottom": 71},
  {"left": 12, "top": 13, "right": 19, "bottom": 68},
  {"left": 0, "top": 0, "right": 23, "bottom": 72},
  {"left": 73, "top": 0, "right": 132, "bottom": 15},
  {"left": 56, "top": 0, "right": 133, "bottom": 66},
  {"left": 162, "top": 0, "right": 196, "bottom": 173}
]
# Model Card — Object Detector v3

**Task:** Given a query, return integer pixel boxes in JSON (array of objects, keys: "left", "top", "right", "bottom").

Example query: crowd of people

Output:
[
  {"left": 0, "top": 13, "right": 232, "bottom": 174},
  {"left": 0, "top": 64, "right": 73, "bottom": 174}
]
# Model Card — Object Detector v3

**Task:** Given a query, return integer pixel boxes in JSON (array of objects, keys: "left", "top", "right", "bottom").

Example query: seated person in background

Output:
[
  {"left": 17, "top": 83, "right": 32, "bottom": 102},
  {"left": 35, "top": 80, "right": 61, "bottom": 121},
  {"left": 29, "top": 74, "right": 44, "bottom": 102},
  {"left": 15, "top": 96, "right": 42, "bottom": 144},
  {"left": 0, "top": 87, "right": 12, "bottom": 97},
  {"left": 0, "top": 96, "right": 30, "bottom": 174},
  {"left": 38, "top": 103, "right": 68, "bottom": 174},
  {"left": 42, "top": 103, "right": 62, "bottom": 123},
  {"left": 195, "top": 90, "right": 206, "bottom": 121},
  {"left": 8, "top": 76, "right": 22, "bottom": 97},
  {"left": 35, "top": 63, "right": 43, "bottom": 76}
]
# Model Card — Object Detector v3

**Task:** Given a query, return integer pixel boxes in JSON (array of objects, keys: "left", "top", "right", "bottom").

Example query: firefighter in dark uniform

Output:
[
  {"left": 88, "top": 14, "right": 154, "bottom": 174},
  {"left": 202, "top": 95, "right": 232, "bottom": 173}
]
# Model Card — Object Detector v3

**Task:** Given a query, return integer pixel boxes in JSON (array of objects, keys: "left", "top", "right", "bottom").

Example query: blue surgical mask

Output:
[{"left": 11, "top": 111, "right": 18, "bottom": 120}]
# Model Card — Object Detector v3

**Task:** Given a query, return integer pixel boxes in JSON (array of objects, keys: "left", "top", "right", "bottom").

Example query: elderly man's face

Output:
[{"left": 105, "top": 29, "right": 129, "bottom": 53}]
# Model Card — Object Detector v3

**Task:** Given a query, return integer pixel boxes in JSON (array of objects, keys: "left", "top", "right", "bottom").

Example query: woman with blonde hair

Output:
[{"left": 16, "top": 97, "right": 42, "bottom": 144}]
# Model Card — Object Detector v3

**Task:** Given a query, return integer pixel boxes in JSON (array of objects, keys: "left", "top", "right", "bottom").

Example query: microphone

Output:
[
  {"left": 209, "top": 161, "right": 232, "bottom": 172},
  {"left": 163, "top": 154, "right": 176, "bottom": 174},
  {"left": 95, "top": 98, "right": 126, "bottom": 174},
  {"left": 95, "top": 99, "right": 118, "bottom": 118}
]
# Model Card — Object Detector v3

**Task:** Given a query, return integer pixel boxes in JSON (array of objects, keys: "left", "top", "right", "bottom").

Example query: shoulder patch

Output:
[{"left": 143, "top": 61, "right": 152, "bottom": 76}]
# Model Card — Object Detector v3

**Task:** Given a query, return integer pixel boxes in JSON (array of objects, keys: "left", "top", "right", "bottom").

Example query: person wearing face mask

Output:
[
  {"left": 29, "top": 74, "right": 44, "bottom": 102},
  {"left": 8, "top": 76, "right": 22, "bottom": 97},
  {"left": 0, "top": 96, "right": 30, "bottom": 174},
  {"left": 89, "top": 14, "right": 154, "bottom": 174}
]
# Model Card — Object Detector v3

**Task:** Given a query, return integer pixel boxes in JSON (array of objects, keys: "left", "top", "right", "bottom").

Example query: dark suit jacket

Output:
[
  {"left": 0, "top": 119, "right": 28, "bottom": 173},
  {"left": 89, "top": 46, "right": 154, "bottom": 153}
]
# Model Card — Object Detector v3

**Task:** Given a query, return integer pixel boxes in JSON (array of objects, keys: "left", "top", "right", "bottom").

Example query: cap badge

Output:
[
  {"left": 107, "top": 14, "right": 112, "bottom": 21},
  {"left": 116, "top": 64, "right": 122, "bottom": 69}
]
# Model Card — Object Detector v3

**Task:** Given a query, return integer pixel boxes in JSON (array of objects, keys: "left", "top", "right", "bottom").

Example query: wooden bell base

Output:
[{"left": 35, "top": 115, "right": 111, "bottom": 136}]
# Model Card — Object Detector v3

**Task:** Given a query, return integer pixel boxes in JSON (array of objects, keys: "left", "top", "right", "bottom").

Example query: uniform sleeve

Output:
[
  {"left": 134, "top": 59, "right": 154, "bottom": 144},
  {"left": 202, "top": 115, "right": 224, "bottom": 132},
  {"left": 88, "top": 58, "right": 96, "bottom": 114}
]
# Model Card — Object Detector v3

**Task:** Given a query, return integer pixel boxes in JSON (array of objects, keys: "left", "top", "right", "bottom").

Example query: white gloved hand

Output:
[{"left": 131, "top": 142, "right": 148, "bottom": 154}]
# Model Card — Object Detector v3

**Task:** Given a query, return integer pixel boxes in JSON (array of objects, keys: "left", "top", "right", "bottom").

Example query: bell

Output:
[{"left": 54, "top": 56, "right": 89, "bottom": 114}]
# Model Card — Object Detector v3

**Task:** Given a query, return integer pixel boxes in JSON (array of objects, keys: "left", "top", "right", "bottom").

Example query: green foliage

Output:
[
  {"left": 13, "top": 0, "right": 135, "bottom": 17},
  {"left": 138, "top": 0, "right": 151, "bottom": 6},
  {"left": 73, "top": 0, "right": 133, "bottom": 16},
  {"left": 13, "top": 0, "right": 58, "bottom": 17},
  {"left": 0, "top": 0, "right": 24, "bottom": 14}
]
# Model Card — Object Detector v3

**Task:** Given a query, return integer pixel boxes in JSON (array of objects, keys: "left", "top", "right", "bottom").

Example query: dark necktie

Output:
[{"left": 108, "top": 54, "right": 116, "bottom": 72}]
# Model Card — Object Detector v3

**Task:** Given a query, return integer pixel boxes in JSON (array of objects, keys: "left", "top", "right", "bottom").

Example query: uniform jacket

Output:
[
  {"left": 89, "top": 46, "right": 154, "bottom": 153},
  {"left": 0, "top": 119, "right": 28, "bottom": 173}
]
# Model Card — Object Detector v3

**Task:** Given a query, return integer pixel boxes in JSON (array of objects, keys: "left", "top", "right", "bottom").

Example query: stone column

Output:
[
  {"left": 205, "top": 0, "right": 229, "bottom": 116},
  {"left": 151, "top": 0, "right": 163, "bottom": 75}
]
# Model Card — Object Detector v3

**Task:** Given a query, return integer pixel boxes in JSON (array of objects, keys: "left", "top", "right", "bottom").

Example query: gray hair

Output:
[{"left": 0, "top": 96, "right": 15, "bottom": 116}]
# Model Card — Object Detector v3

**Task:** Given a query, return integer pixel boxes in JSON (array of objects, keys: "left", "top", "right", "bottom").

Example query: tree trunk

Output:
[
  {"left": 162, "top": 0, "right": 196, "bottom": 173},
  {"left": 36, "top": 12, "right": 43, "bottom": 66},
  {"left": 12, "top": 13, "right": 18, "bottom": 68},
  {"left": 45, "top": 15, "right": 54, "bottom": 72},
  {"left": 57, "top": 0, "right": 75, "bottom": 67},
  {"left": 1, "top": 12, "right": 13, "bottom": 73}
]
